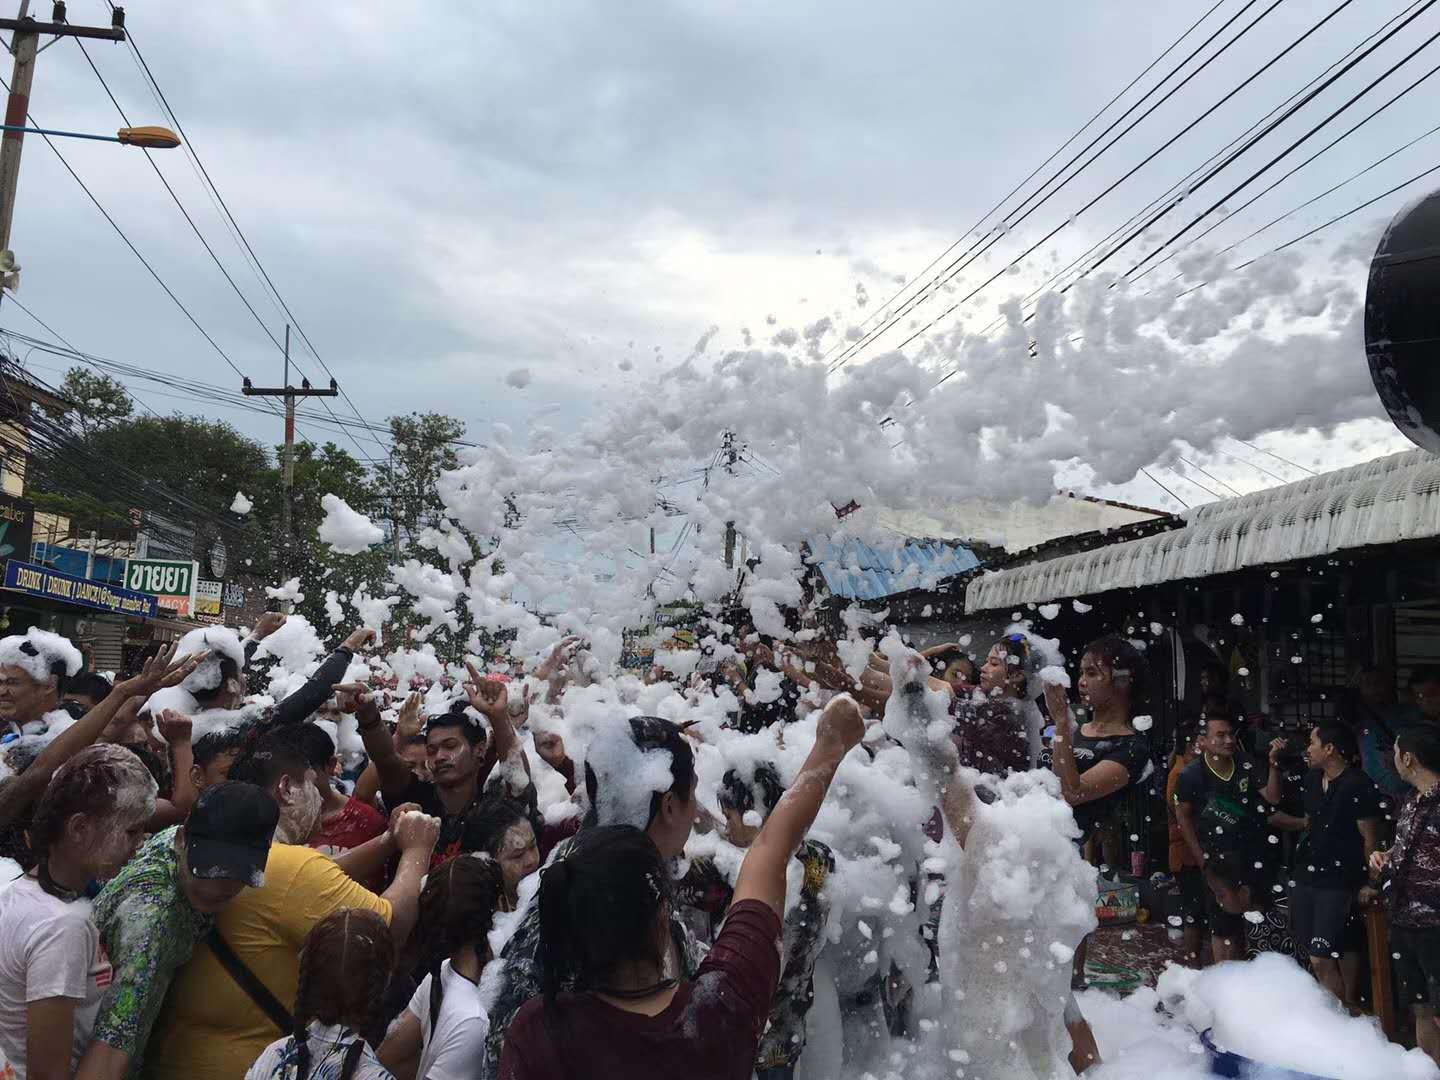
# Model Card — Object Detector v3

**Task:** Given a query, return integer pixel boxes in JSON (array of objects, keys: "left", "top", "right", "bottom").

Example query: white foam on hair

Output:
[
  {"left": 175, "top": 626, "right": 246, "bottom": 695},
  {"left": 583, "top": 717, "right": 678, "bottom": 830},
  {"left": 0, "top": 628, "right": 82, "bottom": 683}
]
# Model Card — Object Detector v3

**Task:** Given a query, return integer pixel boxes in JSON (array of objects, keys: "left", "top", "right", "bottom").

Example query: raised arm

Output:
[
  {"left": 466, "top": 667, "right": 531, "bottom": 796},
  {"left": 1261, "top": 739, "right": 1286, "bottom": 806},
  {"left": 147, "top": 711, "right": 198, "bottom": 829},
  {"left": 353, "top": 688, "right": 415, "bottom": 807},
  {"left": 265, "top": 628, "right": 372, "bottom": 728},
  {"left": 732, "top": 696, "right": 863, "bottom": 916},
  {"left": 1044, "top": 682, "right": 1130, "bottom": 807},
  {"left": 0, "top": 646, "right": 203, "bottom": 828},
  {"left": 242, "top": 611, "right": 289, "bottom": 667}
]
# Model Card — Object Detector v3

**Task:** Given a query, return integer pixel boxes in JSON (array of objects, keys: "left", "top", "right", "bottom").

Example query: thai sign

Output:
[
  {"left": 4, "top": 559, "right": 158, "bottom": 618},
  {"left": 123, "top": 558, "right": 199, "bottom": 617}
]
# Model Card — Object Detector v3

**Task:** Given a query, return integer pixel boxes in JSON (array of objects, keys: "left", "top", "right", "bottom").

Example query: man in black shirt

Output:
[
  {"left": 357, "top": 664, "right": 528, "bottom": 865},
  {"left": 1290, "top": 722, "right": 1384, "bottom": 1006},
  {"left": 1175, "top": 713, "right": 1283, "bottom": 961}
]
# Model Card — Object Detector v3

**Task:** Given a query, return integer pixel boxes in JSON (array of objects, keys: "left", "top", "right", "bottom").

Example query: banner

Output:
[
  {"left": 4, "top": 559, "right": 158, "bottom": 618},
  {"left": 195, "top": 579, "right": 223, "bottom": 619},
  {"left": 124, "top": 558, "right": 198, "bottom": 616}
]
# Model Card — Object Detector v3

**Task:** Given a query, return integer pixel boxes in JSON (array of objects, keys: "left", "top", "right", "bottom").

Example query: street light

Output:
[{"left": 0, "top": 123, "right": 180, "bottom": 148}]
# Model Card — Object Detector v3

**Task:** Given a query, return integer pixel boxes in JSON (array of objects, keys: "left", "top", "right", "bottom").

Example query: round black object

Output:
[{"left": 1366, "top": 188, "right": 1440, "bottom": 453}]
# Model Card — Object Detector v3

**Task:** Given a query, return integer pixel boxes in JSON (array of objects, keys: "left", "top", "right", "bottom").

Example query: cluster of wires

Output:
[
  {"left": 0, "top": 2, "right": 412, "bottom": 469},
  {"left": 829, "top": 0, "right": 1440, "bottom": 378},
  {"left": 0, "top": 357, "right": 286, "bottom": 558}
]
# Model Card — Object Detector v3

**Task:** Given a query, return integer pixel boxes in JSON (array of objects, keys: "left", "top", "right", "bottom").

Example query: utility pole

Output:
[
  {"left": 242, "top": 324, "right": 338, "bottom": 584},
  {"left": 0, "top": 4, "right": 127, "bottom": 299},
  {"left": 722, "top": 430, "right": 738, "bottom": 569}
]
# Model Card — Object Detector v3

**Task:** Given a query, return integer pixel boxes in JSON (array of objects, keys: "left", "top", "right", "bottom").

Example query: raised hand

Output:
[
  {"left": 464, "top": 662, "right": 508, "bottom": 721},
  {"left": 155, "top": 709, "right": 193, "bottom": 745},
  {"left": 117, "top": 645, "right": 209, "bottom": 698},
  {"left": 1043, "top": 681, "right": 1073, "bottom": 729},
  {"left": 390, "top": 690, "right": 423, "bottom": 740},
  {"left": 251, "top": 611, "right": 288, "bottom": 641},
  {"left": 342, "top": 627, "right": 377, "bottom": 653},
  {"left": 816, "top": 695, "right": 865, "bottom": 755}
]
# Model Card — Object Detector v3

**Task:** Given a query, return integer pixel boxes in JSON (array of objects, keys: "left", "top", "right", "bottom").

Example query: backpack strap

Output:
[{"left": 206, "top": 928, "right": 295, "bottom": 1033}]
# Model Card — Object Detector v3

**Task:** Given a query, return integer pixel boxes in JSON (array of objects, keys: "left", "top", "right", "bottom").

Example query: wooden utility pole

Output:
[
  {"left": 241, "top": 325, "right": 338, "bottom": 580},
  {"left": 0, "top": 4, "right": 127, "bottom": 300}
]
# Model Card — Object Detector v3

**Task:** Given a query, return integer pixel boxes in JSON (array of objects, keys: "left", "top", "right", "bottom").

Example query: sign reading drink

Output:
[
  {"left": 124, "top": 558, "right": 199, "bottom": 616},
  {"left": 5, "top": 559, "right": 158, "bottom": 618}
]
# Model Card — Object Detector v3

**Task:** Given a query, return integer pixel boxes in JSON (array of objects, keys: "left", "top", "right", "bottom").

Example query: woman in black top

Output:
[{"left": 1044, "top": 634, "right": 1152, "bottom": 988}]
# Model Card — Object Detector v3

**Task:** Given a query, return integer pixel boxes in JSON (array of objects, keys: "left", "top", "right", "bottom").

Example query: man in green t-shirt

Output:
[
  {"left": 1174, "top": 713, "right": 1283, "bottom": 962},
  {"left": 77, "top": 782, "right": 277, "bottom": 1080}
]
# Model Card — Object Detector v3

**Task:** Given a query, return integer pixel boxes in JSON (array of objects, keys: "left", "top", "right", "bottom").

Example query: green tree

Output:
[
  {"left": 44, "top": 366, "right": 132, "bottom": 436},
  {"left": 249, "top": 440, "right": 389, "bottom": 632},
  {"left": 372, "top": 412, "right": 464, "bottom": 553}
]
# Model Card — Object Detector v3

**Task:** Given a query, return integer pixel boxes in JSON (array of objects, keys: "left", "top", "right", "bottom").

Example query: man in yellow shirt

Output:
[{"left": 141, "top": 726, "right": 438, "bottom": 1080}]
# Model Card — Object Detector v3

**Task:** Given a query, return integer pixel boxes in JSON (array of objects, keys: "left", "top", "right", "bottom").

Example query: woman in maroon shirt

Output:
[{"left": 498, "top": 696, "right": 865, "bottom": 1080}]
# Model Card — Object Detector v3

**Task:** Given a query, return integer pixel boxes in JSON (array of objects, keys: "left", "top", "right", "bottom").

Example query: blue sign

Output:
[{"left": 3, "top": 559, "right": 158, "bottom": 619}]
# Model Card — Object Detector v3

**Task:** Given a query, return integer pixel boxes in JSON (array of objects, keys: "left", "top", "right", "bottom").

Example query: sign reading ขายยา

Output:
[{"left": 124, "top": 558, "right": 199, "bottom": 616}]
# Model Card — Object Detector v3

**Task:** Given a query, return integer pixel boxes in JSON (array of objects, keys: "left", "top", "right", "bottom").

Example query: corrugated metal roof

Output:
[
  {"left": 965, "top": 449, "right": 1440, "bottom": 613},
  {"left": 815, "top": 536, "right": 981, "bottom": 602}
]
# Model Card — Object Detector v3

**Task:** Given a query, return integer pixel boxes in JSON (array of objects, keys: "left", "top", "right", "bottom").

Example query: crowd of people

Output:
[{"left": 0, "top": 607, "right": 1436, "bottom": 1079}]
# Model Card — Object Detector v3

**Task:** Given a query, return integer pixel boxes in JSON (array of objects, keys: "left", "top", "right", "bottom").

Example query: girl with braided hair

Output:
[
  {"left": 245, "top": 910, "right": 395, "bottom": 1080},
  {"left": 379, "top": 856, "right": 507, "bottom": 1080},
  {"left": 0, "top": 743, "right": 156, "bottom": 1080}
]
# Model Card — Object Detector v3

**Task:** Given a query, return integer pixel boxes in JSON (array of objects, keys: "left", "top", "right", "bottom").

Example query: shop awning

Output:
[
  {"left": 814, "top": 536, "right": 981, "bottom": 602},
  {"left": 965, "top": 449, "right": 1440, "bottom": 613}
]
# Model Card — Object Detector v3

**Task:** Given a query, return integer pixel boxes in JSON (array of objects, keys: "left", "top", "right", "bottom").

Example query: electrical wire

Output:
[
  {"left": 830, "top": 0, "right": 1297, "bottom": 371},
  {"left": 820, "top": 0, "right": 1228, "bottom": 370},
  {"left": 102, "top": 2, "right": 391, "bottom": 459}
]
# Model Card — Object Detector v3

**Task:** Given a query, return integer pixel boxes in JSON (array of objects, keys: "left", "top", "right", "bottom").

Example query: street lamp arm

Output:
[{"left": 0, "top": 123, "right": 180, "bottom": 149}]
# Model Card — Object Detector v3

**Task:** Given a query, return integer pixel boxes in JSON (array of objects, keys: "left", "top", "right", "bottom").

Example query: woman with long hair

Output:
[
  {"left": 497, "top": 695, "right": 864, "bottom": 1079},
  {"left": 379, "top": 856, "right": 507, "bottom": 1080},
  {"left": 0, "top": 744, "right": 156, "bottom": 1080},
  {"left": 1043, "top": 633, "right": 1153, "bottom": 991},
  {"left": 245, "top": 910, "right": 395, "bottom": 1080}
]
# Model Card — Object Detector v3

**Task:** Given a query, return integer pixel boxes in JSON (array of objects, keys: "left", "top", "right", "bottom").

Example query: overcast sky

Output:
[{"left": 3, "top": 0, "right": 1433, "bottom": 513}]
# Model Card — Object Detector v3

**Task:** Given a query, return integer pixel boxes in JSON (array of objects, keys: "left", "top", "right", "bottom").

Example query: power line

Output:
[
  {"left": 970, "top": 0, "right": 1432, "bottom": 337},
  {"left": 1174, "top": 155, "right": 1440, "bottom": 298},
  {"left": 1177, "top": 455, "right": 1246, "bottom": 496},
  {"left": 820, "top": 0, "right": 1228, "bottom": 370},
  {"left": 1098, "top": 0, "right": 1440, "bottom": 279},
  {"left": 105, "top": 4, "right": 392, "bottom": 459},
  {"left": 1141, "top": 467, "right": 1191, "bottom": 509},
  {"left": 1230, "top": 437, "right": 1317, "bottom": 475},
  {"left": 1134, "top": 51, "right": 1440, "bottom": 282},
  {"left": 830, "top": 0, "right": 1294, "bottom": 370},
  {"left": 70, "top": 34, "right": 391, "bottom": 466}
]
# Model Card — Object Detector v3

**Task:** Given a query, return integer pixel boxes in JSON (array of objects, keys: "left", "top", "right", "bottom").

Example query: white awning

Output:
[{"left": 965, "top": 449, "right": 1440, "bottom": 614}]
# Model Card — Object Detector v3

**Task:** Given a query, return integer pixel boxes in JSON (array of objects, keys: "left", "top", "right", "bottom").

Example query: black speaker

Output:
[{"left": 1366, "top": 188, "right": 1440, "bottom": 453}]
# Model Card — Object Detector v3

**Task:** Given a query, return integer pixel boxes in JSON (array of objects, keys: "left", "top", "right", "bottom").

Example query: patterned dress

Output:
[
  {"left": 755, "top": 840, "right": 835, "bottom": 1073},
  {"left": 90, "top": 827, "right": 213, "bottom": 1073}
]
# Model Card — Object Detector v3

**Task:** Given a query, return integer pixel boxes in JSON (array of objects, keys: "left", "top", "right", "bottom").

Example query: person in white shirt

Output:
[
  {"left": 246, "top": 910, "right": 396, "bottom": 1080},
  {"left": 0, "top": 744, "right": 156, "bottom": 1080},
  {"left": 379, "top": 856, "right": 506, "bottom": 1080}
]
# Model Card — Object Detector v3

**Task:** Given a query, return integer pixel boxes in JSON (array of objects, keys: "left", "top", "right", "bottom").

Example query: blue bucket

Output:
[{"left": 1200, "top": 1029, "right": 1337, "bottom": 1080}]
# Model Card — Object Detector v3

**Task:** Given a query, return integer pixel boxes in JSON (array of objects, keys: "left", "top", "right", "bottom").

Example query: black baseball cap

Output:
[{"left": 184, "top": 781, "right": 278, "bottom": 887}]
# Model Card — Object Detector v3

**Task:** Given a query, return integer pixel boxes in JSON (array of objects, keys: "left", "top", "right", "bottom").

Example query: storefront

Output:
[{"left": 962, "top": 448, "right": 1440, "bottom": 869}]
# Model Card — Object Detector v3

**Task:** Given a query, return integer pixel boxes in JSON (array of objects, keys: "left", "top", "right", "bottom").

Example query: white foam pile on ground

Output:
[{"left": 1080, "top": 955, "right": 1439, "bottom": 1079}]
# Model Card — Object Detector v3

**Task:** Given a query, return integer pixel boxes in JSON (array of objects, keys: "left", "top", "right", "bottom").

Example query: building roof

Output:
[
  {"left": 814, "top": 536, "right": 981, "bottom": 602},
  {"left": 965, "top": 449, "right": 1440, "bottom": 613}
]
